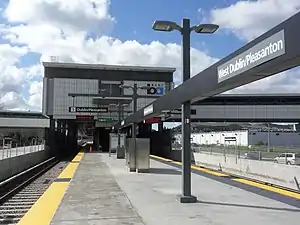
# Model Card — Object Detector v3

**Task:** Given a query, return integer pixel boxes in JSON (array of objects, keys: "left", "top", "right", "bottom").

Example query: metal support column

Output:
[
  {"left": 130, "top": 83, "right": 138, "bottom": 172},
  {"left": 117, "top": 103, "right": 121, "bottom": 147},
  {"left": 180, "top": 18, "right": 197, "bottom": 203}
]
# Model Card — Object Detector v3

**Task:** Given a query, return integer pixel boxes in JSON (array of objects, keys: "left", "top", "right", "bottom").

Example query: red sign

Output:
[
  {"left": 144, "top": 117, "right": 161, "bottom": 124},
  {"left": 76, "top": 115, "right": 94, "bottom": 120}
]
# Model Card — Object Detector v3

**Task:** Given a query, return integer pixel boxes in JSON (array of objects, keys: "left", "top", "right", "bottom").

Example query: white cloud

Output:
[
  {"left": 209, "top": 0, "right": 300, "bottom": 94},
  {"left": 0, "top": 0, "right": 300, "bottom": 111},
  {"left": 0, "top": 0, "right": 218, "bottom": 110},
  {"left": 0, "top": 92, "right": 28, "bottom": 109},
  {"left": 0, "top": 44, "right": 28, "bottom": 106},
  {"left": 209, "top": 0, "right": 300, "bottom": 41},
  {"left": 4, "top": 0, "right": 115, "bottom": 36},
  {"left": 28, "top": 81, "right": 43, "bottom": 110}
]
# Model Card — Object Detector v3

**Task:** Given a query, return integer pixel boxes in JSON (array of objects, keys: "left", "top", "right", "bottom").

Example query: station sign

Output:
[
  {"left": 76, "top": 115, "right": 94, "bottom": 120},
  {"left": 217, "top": 30, "right": 286, "bottom": 83},
  {"left": 169, "top": 108, "right": 197, "bottom": 115},
  {"left": 69, "top": 106, "right": 108, "bottom": 113},
  {"left": 144, "top": 117, "right": 161, "bottom": 124},
  {"left": 143, "top": 104, "right": 153, "bottom": 116},
  {"left": 97, "top": 117, "right": 117, "bottom": 123}
]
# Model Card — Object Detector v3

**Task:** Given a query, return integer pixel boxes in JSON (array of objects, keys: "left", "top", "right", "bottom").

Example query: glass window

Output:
[{"left": 99, "top": 83, "right": 122, "bottom": 97}]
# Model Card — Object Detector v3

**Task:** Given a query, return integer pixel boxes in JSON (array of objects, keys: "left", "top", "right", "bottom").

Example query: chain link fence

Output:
[{"left": 190, "top": 144, "right": 300, "bottom": 161}]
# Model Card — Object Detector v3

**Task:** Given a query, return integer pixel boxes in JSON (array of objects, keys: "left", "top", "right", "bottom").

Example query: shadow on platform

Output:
[
  {"left": 149, "top": 168, "right": 181, "bottom": 175},
  {"left": 197, "top": 200, "right": 300, "bottom": 212}
]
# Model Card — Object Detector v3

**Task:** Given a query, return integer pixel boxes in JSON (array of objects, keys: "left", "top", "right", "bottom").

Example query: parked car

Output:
[
  {"left": 244, "top": 151, "right": 262, "bottom": 160},
  {"left": 273, "top": 153, "right": 300, "bottom": 165}
]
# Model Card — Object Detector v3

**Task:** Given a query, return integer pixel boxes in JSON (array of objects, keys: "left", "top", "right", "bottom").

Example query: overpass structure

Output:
[
  {"left": 166, "top": 94, "right": 300, "bottom": 122},
  {"left": 116, "top": 11, "right": 300, "bottom": 202},
  {"left": 0, "top": 111, "right": 49, "bottom": 128}
]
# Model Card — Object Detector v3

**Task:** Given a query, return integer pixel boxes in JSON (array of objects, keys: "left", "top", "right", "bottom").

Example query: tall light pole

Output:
[
  {"left": 109, "top": 103, "right": 129, "bottom": 148},
  {"left": 152, "top": 19, "right": 219, "bottom": 203},
  {"left": 119, "top": 84, "right": 150, "bottom": 171}
]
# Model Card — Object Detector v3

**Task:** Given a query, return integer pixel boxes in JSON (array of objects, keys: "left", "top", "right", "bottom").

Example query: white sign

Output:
[
  {"left": 143, "top": 104, "right": 153, "bottom": 116},
  {"left": 217, "top": 30, "right": 285, "bottom": 83},
  {"left": 69, "top": 106, "right": 76, "bottom": 113}
]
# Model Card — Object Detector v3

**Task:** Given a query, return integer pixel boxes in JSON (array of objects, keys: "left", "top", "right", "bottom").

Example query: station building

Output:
[
  {"left": 174, "top": 129, "right": 300, "bottom": 148},
  {"left": 42, "top": 62, "right": 175, "bottom": 153}
]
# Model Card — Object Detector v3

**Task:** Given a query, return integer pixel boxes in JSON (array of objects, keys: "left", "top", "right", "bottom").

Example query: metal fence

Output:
[
  {"left": 0, "top": 142, "right": 45, "bottom": 160},
  {"left": 189, "top": 144, "right": 300, "bottom": 162}
]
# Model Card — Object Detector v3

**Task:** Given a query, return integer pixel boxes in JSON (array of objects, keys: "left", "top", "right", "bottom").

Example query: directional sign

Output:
[
  {"left": 76, "top": 115, "right": 94, "bottom": 120},
  {"left": 97, "top": 117, "right": 117, "bottom": 122},
  {"left": 69, "top": 107, "right": 108, "bottom": 113},
  {"left": 217, "top": 30, "right": 285, "bottom": 83},
  {"left": 144, "top": 117, "right": 161, "bottom": 124}
]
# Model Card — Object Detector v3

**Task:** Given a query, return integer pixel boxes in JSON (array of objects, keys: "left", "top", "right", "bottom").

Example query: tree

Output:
[{"left": 0, "top": 102, "right": 4, "bottom": 110}]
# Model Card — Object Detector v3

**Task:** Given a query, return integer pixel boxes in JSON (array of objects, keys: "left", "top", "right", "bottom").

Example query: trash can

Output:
[{"left": 109, "top": 133, "right": 118, "bottom": 155}]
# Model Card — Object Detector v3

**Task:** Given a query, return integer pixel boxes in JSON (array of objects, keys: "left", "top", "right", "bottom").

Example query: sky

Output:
[{"left": 0, "top": 0, "right": 300, "bottom": 112}]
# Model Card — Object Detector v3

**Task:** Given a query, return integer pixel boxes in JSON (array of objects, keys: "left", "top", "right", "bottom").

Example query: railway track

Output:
[{"left": 0, "top": 158, "right": 69, "bottom": 224}]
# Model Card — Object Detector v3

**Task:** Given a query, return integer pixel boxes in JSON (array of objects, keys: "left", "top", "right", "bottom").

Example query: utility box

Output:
[
  {"left": 109, "top": 133, "right": 118, "bottom": 154},
  {"left": 116, "top": 146, "right": 125, "bottom": 159},
  {"left": 125, "top": 138, "right": 136, "bottom": 172},
  {"left": 125, "top": 138, "right": 150, "bottom": 172},
  {"left": 136, "top": 138, "right": 150, "bottom": 173},
  {"left": 109, "top": 133, "right": 126, "bottom": 155}
]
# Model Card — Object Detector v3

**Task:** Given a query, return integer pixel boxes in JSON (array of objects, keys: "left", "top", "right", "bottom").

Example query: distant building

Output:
[{"left": 175, "top": 129, "right": 300, "bottom": 148}]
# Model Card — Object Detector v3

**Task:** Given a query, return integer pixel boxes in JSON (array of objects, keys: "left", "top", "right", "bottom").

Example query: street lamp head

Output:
[
  {"left": 192, "top": 24, "right": 219, "bottom": 34},
  {"left": 152, "top": 20, "right": 182, "bottom": 32}
]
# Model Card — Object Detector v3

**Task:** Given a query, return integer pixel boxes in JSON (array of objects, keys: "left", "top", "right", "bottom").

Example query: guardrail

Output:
[
  {"left": 0, "top": 145, "right": 45, "bottom": 160},
  {"left": 190, "top": 146, "right": 300, "bottom": 162}
]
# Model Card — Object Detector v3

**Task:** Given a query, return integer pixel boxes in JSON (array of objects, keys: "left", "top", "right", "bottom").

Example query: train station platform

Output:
[{"left": 20, "top": 152, "right": 300, "bottom": 225}]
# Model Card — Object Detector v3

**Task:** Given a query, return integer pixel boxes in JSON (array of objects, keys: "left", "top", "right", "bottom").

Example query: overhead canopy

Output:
[
  {"left": 194, "top": 94, "right": 300, "bottom": 105},
  {"left": 117, "top": 11, "right": 300, "bottom": 128}
]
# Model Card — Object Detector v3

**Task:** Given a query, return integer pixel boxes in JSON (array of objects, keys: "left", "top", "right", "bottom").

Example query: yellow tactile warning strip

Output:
[
  {"left": 150, "top": 155, "right": 300, "bottom": 200},
  {"left": 57, "top": 152, "right": 84, "bottom": 179},
  {"left": 233, "top": 178, "right": 300, "bottom": 199},
  {"left": 150, "top": 155, "right": 228, "bottom": 177},
  {"left": 17, "top": 152, "right": 84, "bottom": 225},
  {"left": 150, "top": 155, "right": 172, "bottom": 162}
]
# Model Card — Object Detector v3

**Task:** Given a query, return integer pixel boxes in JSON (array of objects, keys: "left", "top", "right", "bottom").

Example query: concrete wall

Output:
[
  {"left": 193, "top": 152, "right": 300, "bottom": 191},
  {"left": 0, "top": 148, "right": 50, "bottom": 182}
]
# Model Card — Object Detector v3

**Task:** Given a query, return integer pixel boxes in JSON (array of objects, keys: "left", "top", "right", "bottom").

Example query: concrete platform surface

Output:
[
  {"left": 52, "top": 153, "right": 300, "bottom": 225},
  {"left": 50, "top": 153, "right": 145, "bottom": 225}
]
